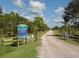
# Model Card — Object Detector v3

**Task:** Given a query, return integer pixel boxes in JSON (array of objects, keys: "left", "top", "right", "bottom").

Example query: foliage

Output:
[
  {"left": 53, "top": 29, "right": 79, "bottom": 45},
  {"left": 33, "top": 16, "right": 48, "bottom": 31},
  {"left": 63, "top": 0, "right": 79, "bottom": 35},
  {"left": 0, "top": 11, "right": 34, "bottom": 36},
  {"left": 0, "top": 6, "right": 2, "bottom": 15},
  {"left": 0, "top": 31, "right": 47, "bottom": 58},
  {"left": 0, "top": 9, "right": 48, "bottom": 36}
]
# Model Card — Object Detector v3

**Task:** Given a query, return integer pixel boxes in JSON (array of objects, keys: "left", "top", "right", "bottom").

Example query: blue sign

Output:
[{"left": 17, "top": 24, "right": 28, "bottom": 39}]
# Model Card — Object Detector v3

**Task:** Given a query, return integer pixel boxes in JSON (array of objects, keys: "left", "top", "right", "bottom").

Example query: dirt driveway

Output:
[{"left": 37, "top": 30, "right": 79, "bottom": 58}]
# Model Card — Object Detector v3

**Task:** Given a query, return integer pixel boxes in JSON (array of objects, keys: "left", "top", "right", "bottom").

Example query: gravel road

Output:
[{"left": 37, "top": 30, "right": 79, "bottom": 58}]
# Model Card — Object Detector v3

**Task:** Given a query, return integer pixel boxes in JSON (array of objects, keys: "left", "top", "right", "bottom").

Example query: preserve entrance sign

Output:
[{"left": 17, "top": 24, "right": 28, "bottom": 39}]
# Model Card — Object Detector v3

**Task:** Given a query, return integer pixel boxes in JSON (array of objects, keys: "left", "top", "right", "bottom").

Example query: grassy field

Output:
[
  {"left": 53, "top": 29, "right": 79, "bottom": 46},
  {"left": 0, "top": 31, "right": 47, "bottom": 58}
]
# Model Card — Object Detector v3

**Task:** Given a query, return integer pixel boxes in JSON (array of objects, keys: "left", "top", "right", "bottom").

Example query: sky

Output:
[{"left": 0, "top": 0, "right": 71, "bottom": 28}]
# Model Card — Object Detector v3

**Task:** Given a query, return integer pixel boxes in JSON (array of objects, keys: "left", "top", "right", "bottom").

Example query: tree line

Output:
[
  {"left": 0, "top": 7, "right": 49, "bottom": 37},
  {"left": 63, "top": 0, "right": 79, "bottom": 35},
  {"left": 52, "top": 0, "right": 79, "bottom": 37}
]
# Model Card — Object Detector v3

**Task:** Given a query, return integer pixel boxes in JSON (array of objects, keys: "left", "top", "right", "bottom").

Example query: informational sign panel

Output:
[{"left": 17, "top": 24, "right": 28, "bottom": 39}]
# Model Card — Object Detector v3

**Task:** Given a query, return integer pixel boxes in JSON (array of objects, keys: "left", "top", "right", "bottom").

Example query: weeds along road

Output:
[{"left": 37, "top": 30, "right": 79, "bottom": 58}]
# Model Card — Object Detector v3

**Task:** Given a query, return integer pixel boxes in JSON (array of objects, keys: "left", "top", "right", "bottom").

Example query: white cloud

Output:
[
  {"left": 12, "top": 0, "right": 24, "bottom": 8},
  {"left": 2, "top": 8, "right": 7, "bottom": 13},
  {"left": 13, "top": 9, "right": 18, "bottom": 13},
  {"left": 2, "top": 8, "right": 8, "bottom": 14},
  {"left": 25, "top": 16, "right": 31, "bottom": 19},
  {"left": 13, "top": 9, "right": 27, "bottom": 17},
  {"left": 25, "top": 16, "right": 32, "bottom": 20},
  {"left": 29, "top": 0, "right": 46, "bottom": 16},
  {"left": 54, "top": 16, "right": 64, "bottom": 23},
  {"left": 24, "top": 15, "right": 35, "bottom": 21},
  {"left": 54, "top": 7, "right": 64, "bottom": 15},
  {"left": 24, "top": 14, "right": 46, "bottom": 22}
]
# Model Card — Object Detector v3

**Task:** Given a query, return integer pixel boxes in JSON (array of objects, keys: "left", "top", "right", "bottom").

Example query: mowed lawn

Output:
[{"left": 0, "top": 31, "right": 47, "bottom": 58}]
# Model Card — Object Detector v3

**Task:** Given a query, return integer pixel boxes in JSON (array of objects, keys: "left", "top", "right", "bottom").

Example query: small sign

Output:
[{"left": 17, "top": 24, "right": 28, "bottom": 39}]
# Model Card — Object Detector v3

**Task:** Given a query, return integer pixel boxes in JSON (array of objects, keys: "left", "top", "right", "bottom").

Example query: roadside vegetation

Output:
[
  {"left": 52, "top": 0, "right": 79, "bottom": 45},
  {"left": 52, "top": 27, "right": 79, "bottom": 46},
  {"left": 0, "top": 6, "right": 49, "bottom": 58},
  {"left": 0, "top": 31, "right": 46, "bottom": 58}
]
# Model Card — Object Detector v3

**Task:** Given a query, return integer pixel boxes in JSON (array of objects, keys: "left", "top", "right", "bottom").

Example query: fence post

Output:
[
  {"left": 25, "top": 38, "right": 27, "bottom": 45},
  {"left": 2, "top": 40, "right": 4, "bottom": 46},
  {"left": 17, "top": 39, "right": 19, "bottom": 47}
]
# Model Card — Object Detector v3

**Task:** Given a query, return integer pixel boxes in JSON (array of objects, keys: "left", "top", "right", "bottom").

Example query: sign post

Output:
[{"left": 17, "top": 24, "right": 28, "bottom": 46}]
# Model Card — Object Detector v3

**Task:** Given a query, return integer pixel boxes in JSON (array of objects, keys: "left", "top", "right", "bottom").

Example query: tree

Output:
[
  {"left": 0, "top": 11, "right": 33, "bottom": 36},
  {"left": 64, "top": 0, "right": 79, "bottom": 23},
  {"left": 0, "top": 6, "right": 2, "bottom": 15},
  {"left": 63, "top": 0, "right": 79, "bottom": 35},
  {"left": 33, "top": 16, "right": 48, "bottom": 31},
  {"left": 33, "top": 16, "right": 48, "bottom": 41},
  {"left": 63, "top": 14, "right": 70, "bottom": 32}
]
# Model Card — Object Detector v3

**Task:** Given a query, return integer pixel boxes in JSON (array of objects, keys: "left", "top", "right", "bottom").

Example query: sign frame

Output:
[{"left": 17, "top": 24, "right": 28, "bottom": 39}]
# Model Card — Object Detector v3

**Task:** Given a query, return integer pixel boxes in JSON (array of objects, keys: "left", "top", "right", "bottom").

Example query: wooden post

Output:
[
  {"left": 25, "top": 38, "right": 27, "bottom": 45},
  {"left": 2, "top": 37, "right": 5, "bottom": 46},
  {"left": 23, "top": 39, "right": 25, "bottom": 45},
  {"left": 17, "top": 39, "right": 19, "bottom": 47},
  {"left": 2, "top": 40, "right": 4, "bottom": 46},
  {"left": 35, "top": 30, "right": 38, "bottom": 41}
]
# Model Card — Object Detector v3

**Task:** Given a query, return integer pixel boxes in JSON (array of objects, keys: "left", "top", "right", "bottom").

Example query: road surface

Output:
[{"left": 37, "top": 30, "right": 79, "bottom": 58}]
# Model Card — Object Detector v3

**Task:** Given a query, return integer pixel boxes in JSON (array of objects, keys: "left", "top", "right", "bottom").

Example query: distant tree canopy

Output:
[
  {"left": 0, "top": 12, "right": 29, "bottom": 36},
  {"left": 63, "top": 0, "right": 79, "bottom": 34},
  {"left": 0, "top": 7, "right": 49, "bottom": 36},
  {"left": 65, "top": 0, "right": 79, "bottom": 15},
  {"left": 0, "top": 6, "right": 2, "bottom": 15},
  {"left": 33, "top": 16, "right": 48, "bottom": 31},
  {"left": 63, "top": 0, "right": 79, "bottom": 24}
]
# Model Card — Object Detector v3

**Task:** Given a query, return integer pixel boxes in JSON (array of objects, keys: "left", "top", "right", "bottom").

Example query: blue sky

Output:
[{"left": 0, "top": 0, "right": 71, "bottom": 28}]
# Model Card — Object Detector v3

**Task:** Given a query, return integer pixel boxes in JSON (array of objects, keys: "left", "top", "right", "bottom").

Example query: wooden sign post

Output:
[{"left": 17, "top": 39, "right": 19, "bottom": 47}]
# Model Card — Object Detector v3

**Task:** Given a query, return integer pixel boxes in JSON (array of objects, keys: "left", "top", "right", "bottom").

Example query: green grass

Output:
[
  {"left": 0, "top": 46, "right": 15, "bottom": 56},
  {"left": 0, "top": 43, "right": 37, "bottom": 58},
  {"left": 53, "top": 30, "right": 79, "bottom": 46},
  {"left": 0, "top": 31, "right": 47, "bottom": 58}
]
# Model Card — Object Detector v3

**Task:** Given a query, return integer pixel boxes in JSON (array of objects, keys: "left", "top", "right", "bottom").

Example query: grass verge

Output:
[
  {"left": 0, "top": 31, "right": 47, "bottom": 58},
  {"left": 53, "top": 30, "right": 79, "bottom": 46}
]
